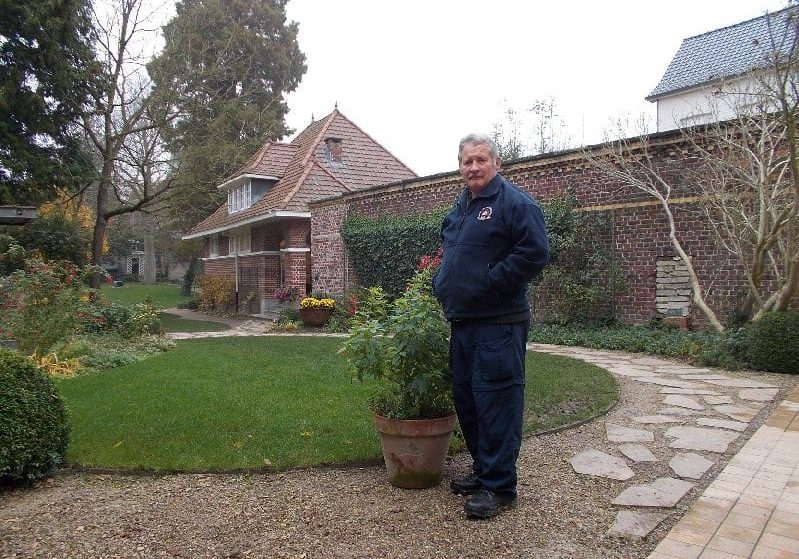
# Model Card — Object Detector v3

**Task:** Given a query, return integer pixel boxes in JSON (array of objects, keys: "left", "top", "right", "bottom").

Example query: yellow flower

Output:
[{"left": 300, "top": 297, "right": 335, "bottom": 309}]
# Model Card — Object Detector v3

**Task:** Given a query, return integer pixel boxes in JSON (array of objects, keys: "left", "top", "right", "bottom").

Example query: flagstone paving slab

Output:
[
  {"left": 669, "top": 452, "right": 714, "bottom": 479},
  {"left": 738, "top": 388, "right": 780, "bottom": 402},
  {"left": 713, "top": 404, "right": 762, "bottom": 422},
  {"left": 611, "top": 477, "right": 694, "bottom": 507},
  {"left": 569, "top": 449, "right": 635, "bottom": 480},
  {"left": 678, "top": 374, "right": 731, "bottom": 381},
  {"left": 660, "top": 388, "right": 721, "bottom": 396},
  {"left": 607, "top": 424, "right": 655, "bottom": 443},
  {"left": 608, "top": 510, "right": 669, "bottom": 540},
  {"left": 631, "top": 357, "right": 682, "bottom": 366},
  {"left": 610, "top": 366, "right": 660, "bottom": 377},
  {"left": 663, "top": 395, "right": 706, "bottom": 410},
  {"left": 704, "top": 378, "right": 778, "bottom": 389},
  {"left": 659, "top": 407, "right": 704, "bottom": 416},
  {"left": 636, "top": 377, "right": 708, "bottom": 389},
  {"left": 619, "top": 444, "right": 658, "bottom": 463},
  {"left": 704, "top": 395, "right": 734, "bottom": 405},
  {"left": 633, "top": 415, "right": 685, "bottom": 424},
  {"left": 665, "top": 426, "right": 740, "bottom": 453},
  {"left": 697, "top": 418, "right": 749, "bottom": 432}
]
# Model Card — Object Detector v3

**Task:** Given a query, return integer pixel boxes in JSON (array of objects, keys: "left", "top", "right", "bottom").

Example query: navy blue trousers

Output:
[{"left": 450, "top": 321, "right": 527, "bottom": 496}]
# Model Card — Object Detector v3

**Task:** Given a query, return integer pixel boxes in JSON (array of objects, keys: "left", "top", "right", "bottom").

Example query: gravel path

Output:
[{"left": 1, "top": 346, "right": 796, "bottom": 559}]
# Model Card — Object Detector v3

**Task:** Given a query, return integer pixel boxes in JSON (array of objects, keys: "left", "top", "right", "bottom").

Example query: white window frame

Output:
[
  {"left": 230, "top": 229, "right": 251, "bottom": 255},
  {"left": 227, "top": 180, "right": 252, "bottom": 213},
  {"left": 209, "top": 235, "right": 219, "bottom": 257}
]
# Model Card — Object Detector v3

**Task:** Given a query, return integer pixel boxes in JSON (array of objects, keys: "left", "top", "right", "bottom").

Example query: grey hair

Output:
[{"left": 458, "top": 133, "right": 500, "bottom": 163}]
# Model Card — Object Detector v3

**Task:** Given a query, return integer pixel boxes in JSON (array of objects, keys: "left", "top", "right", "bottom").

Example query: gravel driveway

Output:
[{"left": 1, "top": 348, "right": 795, "bottom": 559}]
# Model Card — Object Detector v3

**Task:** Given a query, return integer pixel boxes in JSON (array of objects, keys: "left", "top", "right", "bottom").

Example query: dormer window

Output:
[
  {"left": 228, "top": 181, "right": 252, "bottom": 213},
  {"left": 325, "top": 137, "right": 343, "bottom": 164}
]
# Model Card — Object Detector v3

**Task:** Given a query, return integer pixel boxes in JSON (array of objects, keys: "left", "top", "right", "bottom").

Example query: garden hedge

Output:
[
  {"left": 744, "top": 311, "right": 799, "bottom": 374},
  {"left": 0, "top": 349, "right": 69, "bottom": 483}
]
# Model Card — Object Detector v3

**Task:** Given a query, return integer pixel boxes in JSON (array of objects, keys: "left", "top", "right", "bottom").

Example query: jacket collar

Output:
[{"left": 458, "top": 173, "right": 504, "bottom": 207}]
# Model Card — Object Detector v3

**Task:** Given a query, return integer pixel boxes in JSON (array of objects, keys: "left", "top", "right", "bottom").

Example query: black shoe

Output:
[
  {"left": 464, "top": 488, "right": 517, "bottom": 518},
  {"left": 450, "top": 474, "right": 481, "bottom": 495}
]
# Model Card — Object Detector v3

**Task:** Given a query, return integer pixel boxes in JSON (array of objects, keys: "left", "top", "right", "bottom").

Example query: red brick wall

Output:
[{"left": 309, "top": 131, "right": 792, "bottom": 327}]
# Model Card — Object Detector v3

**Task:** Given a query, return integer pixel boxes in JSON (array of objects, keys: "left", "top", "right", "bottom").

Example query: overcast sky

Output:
[{"left": 282, "top": 0, "right": 789, "bottom": 176}]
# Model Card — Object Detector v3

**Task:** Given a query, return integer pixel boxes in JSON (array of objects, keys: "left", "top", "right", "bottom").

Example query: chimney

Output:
[{"left": 325, "top": 137, "right": 343, "bottom": 164}]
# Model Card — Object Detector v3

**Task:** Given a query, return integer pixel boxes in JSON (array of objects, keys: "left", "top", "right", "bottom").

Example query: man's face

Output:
[{"left": 459, "top": 143, "right": 500, "bottom": 195}]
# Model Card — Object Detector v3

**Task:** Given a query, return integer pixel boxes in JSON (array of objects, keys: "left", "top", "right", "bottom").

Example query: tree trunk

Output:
[{"left": 143, "top": 214, "right": 156, "bottom": 284}]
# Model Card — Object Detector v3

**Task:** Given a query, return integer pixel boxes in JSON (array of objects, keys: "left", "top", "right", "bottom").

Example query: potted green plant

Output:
[{"left": 340, "top": 253, "right": 455, "bottom": 489}]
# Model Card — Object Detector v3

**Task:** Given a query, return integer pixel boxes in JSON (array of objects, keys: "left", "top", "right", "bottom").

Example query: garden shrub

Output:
[
  {"left": 743, "top": 311, "right": 799, "bottom": 374},
  {"left": 0, "top": 235, "right": 25, "bottom": 276},
  {"left": 52, "top": 334, "right": 175, "bottom": 372},
  {"left": 0, "top": 259, "right": 88, "bottom": 355},
  {"left": 0, "top": 349, "right": 69, "bottom": 483},
  {"left": 533, "top": 197, "right": 625, "bottom": 325},
  {"left": 12, "top": 212, "right": 91, "bottom": 266},
  {"left": 197, "top": 274, "right": 234, "bottom": 312}
]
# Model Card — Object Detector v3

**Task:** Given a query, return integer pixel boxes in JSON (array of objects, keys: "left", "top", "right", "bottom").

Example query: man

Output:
[{"left": 433, "top": 133, "right": 549, "bottom": 518}]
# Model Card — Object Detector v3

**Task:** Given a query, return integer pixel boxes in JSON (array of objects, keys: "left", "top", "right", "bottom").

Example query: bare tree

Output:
[
  {"left": 585, "top": 133, "right": 726, "bottom": 332},
  {"left": 586, "top": 8, "right": 799, "bottom": 330},
  {"left": 79, "top": 0, "right": 178, "bottom": 286}
]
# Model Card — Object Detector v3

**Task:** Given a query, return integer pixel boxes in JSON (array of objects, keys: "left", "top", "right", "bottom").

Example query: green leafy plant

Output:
[
  {"left": 0, "top": 259, "right": 96, "bottom": 354},
  {"left": 0, "top": 235, "right": 25, "bottom": 276},
  {"left": 341, "top": 208, "right": 448, "bottom": 299},
  {"left": 0, "top": 349, "right": 69, "bottom": 483},
  {"left": 197, "top": 274, "right": 234, "bottom": 312},
  {"left": 533, "top": 196, "right": 626, "bottom": 325},
  {"left": 742, "top": 311, "right": 799, "bottom": 374},
  {"left": 340, "top": 254, "right": 453, "bottom": 419}
]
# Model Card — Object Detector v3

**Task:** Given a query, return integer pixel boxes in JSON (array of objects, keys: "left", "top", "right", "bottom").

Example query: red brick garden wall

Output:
[{"left": 310, "top": 130, "right": 785, "bottom": 327}]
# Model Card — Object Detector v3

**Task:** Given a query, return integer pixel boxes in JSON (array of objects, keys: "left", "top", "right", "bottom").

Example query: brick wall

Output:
[{"left": 309, "top": 130, "right": 791, "bottom": 327}]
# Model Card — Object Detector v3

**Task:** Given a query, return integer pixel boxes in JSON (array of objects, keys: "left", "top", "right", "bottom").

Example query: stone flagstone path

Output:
[{"left": 531, "top": 343, "right": 786, "bottom": 543}]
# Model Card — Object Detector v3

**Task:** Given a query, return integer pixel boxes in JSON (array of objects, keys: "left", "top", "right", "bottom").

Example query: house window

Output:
[
  {"left": 209, "top": 236, "right": 219, "bottom": 257},
  {"left": 227, "top": 181, "right": 252, "bottom": 213},
  {"left": 230, "top": 230, "right": 251, "bottom": 255}
]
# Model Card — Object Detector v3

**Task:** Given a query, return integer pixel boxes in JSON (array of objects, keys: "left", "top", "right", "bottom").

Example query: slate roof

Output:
[
  {"left": 185, "top": 109, "right": 417, "bottom": 237},
  {"left": 647, "top": 7, "right": 797, "bottom": 100}
]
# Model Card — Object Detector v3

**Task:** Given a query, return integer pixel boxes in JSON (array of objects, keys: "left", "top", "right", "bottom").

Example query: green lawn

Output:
[
  {"left": 56, "top": 336, "right": 617, "bottom": 472},
  {"left": 159, "top": 312, "right": 230, "bottom": 333},
  {"left": 99, "top": 283, "right": 231, "bottom": 333},
  {"left": 100, "top": 281, "right": 189, "bottom": 308}
]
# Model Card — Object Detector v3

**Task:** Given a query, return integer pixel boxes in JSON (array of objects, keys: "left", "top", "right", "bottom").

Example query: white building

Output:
[{"left": 647, "top": 7, "right": 797, "bottom": 132}]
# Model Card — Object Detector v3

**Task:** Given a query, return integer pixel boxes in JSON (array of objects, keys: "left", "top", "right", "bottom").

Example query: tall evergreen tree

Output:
[
  {"left": 148, "top": 0, "right": 306, "bottom": 230},
  {"left": 0, "top": 0, "right": 99, "bottom": 205}
]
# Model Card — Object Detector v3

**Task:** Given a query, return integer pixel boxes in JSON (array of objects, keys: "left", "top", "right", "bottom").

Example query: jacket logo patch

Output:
[{"left": 477, "top": 206, "right": 493, "bottom": 220}]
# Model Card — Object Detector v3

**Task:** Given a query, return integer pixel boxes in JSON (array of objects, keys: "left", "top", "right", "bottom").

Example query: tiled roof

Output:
[
  {"left": 186, "top": 109, "right": 417, "bottom": 236},
  {"left": 647, "top": 7, "right": 797, "bottom": 100}
]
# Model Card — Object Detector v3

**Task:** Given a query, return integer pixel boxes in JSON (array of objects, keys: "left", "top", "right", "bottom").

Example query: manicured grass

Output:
[
  {"left": 100, "top": 281, "right": 189, "bottom": 308},
  {"left": 159, "top": 312, "right": 230, "bottom": 333},
  {"left": 56, "top": 336, "right": 617, "bottom": 472},
  {"left": 100, "top": 283, "right": 224, "bottom": 334}
]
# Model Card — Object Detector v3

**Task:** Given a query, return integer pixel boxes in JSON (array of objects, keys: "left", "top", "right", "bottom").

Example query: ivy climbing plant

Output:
[{"left": 341, "top": 208, "right": 449, "bottom": 299}]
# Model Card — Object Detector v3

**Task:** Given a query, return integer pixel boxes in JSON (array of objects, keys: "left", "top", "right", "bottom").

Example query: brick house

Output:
[{"left": 183, "top": 109, "right": 416, "bottom": 314}]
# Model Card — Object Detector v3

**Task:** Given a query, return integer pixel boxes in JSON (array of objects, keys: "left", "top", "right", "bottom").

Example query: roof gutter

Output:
[{"left": 181, "top": 210, "right": 311, "bottom": 240}]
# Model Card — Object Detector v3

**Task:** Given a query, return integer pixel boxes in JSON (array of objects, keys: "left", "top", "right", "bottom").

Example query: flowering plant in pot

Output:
[
  {"left": 299, "top": 296, "right": 336, "bottom": 327},
  {"left": 340, "top": 251, "right": 455, "bottom": 488}
]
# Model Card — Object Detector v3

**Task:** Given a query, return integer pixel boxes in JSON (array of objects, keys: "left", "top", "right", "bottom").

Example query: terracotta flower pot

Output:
[
  {"left": 372, "top": 413, "right": 457, "bottom": 489},
  {"left": 299, "top": 307, "right": 333, "bottom": 327}
]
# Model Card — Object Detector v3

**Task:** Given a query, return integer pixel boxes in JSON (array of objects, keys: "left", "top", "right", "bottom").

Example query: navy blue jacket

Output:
[{"left": 433, "top": 174, "right": 550, "bottom": 321}]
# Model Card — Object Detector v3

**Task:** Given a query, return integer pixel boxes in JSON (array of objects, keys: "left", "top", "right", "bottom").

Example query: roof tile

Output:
[
  {"left": 186, "top": 109, "right": 417, "bottom": 236},
  {"left": 648, "top": 7, "right": 797, "bottom": 99}
]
